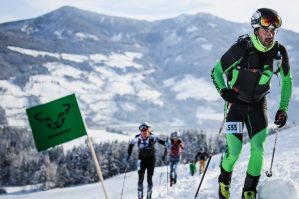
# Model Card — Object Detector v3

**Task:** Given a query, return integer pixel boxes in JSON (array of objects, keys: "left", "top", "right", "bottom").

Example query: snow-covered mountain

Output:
[
  {"left": 2, "top": 126, "right": 299, "bottom": 198},
  {"left": 0, "top": 6, "right": 299, "bottom": 131}
]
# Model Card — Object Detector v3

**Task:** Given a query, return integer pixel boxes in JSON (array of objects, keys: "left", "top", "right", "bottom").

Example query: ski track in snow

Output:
[{"left": 2, "top": 127, "right": 299, "bottom": 199}]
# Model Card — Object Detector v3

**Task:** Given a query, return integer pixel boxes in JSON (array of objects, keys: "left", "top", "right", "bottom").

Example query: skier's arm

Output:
[
  {"left": 211, "top": 61, "right": 226, "bottom": 93},
  {"left": 163, "top": 147, "right": 167, "bottom": 160},
  {"left": 155, "top": 136, "right": 167, "bottom": 146},
  {"left": 278, "top": 46, "right": 293, "bottom": 113},
  {"left": 127, "top": 136, "right": 138, "bottom": 156},
  {"left": 180, "top": 142, "right": 184, "bottom": 150},
  {"left": 195, "top": 152, "right": 199, "bottom": 161},
  {"left": 211, "top": 43, "right": 244, "bottom": 93},
  {"left": 127, "top": 144, "right": 134, "bottom": 157},
  {"left": 205, "top": 152, "right": 209, "bottom": 160}
]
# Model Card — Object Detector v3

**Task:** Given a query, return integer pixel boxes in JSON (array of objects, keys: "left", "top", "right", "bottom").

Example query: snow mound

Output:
[{"left": 259, "top": 178, "right": 299, "bottom": 199}]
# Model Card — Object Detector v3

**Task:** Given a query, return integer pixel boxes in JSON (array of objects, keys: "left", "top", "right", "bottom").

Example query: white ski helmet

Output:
[{"left": 139, "top": 122, "right": 150, "bottom": 131}]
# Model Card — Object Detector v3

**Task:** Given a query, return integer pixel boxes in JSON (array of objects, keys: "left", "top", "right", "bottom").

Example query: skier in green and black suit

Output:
[{"left": 211, "top": 8, "right": 293, "bottom": 199}]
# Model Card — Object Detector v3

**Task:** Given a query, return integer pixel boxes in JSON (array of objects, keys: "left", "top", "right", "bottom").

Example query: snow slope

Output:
[
  {"left": 61, "top": 128, "right": 131, "bottom": 151},
  {"left": 2, "top": 126, "right": 299, "bottom": 199}
]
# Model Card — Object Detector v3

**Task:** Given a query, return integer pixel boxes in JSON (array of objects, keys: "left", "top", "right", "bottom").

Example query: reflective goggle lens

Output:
[
  {"left": 139, "top": 126, "right": 148, "bottom": 131},
  {"left": 260, "top": 15, "right": 282, "bottom": 28}
]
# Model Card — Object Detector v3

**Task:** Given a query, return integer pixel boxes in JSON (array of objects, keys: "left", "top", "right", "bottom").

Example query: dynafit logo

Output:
[{"left": 33, "top": 103, "right": 71, "bottom": 129}]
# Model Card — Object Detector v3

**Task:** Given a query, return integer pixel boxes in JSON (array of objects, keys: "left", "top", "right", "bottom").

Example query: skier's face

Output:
[
  {"left": 257, "top": 27, "right": 277, "bottom": 48},
  {"left": 140, "top": 128, "right": 150, "bottom": 138}
]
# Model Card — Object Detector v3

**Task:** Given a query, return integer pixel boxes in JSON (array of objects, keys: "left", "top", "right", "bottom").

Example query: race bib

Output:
[{"left": 225, "top": 122, "right": 243, "bottom": 134}]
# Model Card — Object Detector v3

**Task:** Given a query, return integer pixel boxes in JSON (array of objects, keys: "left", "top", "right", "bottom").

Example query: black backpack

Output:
[
  {"left": 225, "top": 34, "right": 281, "bottom": 103},
  {"left": 138, "top": 136, "right": 156, "bottom": 157}
]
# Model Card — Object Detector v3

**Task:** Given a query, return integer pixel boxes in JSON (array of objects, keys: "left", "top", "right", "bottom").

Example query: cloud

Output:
[{"left": 196, "top": 106, "right": 223, "bottom": 121}]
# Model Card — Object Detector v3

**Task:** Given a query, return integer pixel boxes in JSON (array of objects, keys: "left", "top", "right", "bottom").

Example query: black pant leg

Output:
[
  {"left": 146, "top": 157, "right": 155, "bottom": 192},
  {"left": 138, "top": 159, "right": 146, "bottom": 191}
]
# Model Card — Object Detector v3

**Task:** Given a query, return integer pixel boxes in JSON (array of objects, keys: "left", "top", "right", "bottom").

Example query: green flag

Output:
[{"left": 26, "top": 93, "right": 87, "bottom": 152}]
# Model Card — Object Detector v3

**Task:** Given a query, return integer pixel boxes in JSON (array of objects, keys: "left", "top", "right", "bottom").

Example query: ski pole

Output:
[
  {"left": 120, "top": 166, "right": 128, "bottom": 199},
  {"left": 265, "top": 129, "right": 279, "bottom": 177},
  {"left": 166, "top": 161, "right": 169, "bottom": 194},
  {"left": 194, "top": 119, "right": 225, "bottom": 199},
  {"left": 165, "top": 137, "right": 169, "bottom": 194},
  {"left": 158, "top": 165, "right": 164, "bottom": 193},
  {"left": 194, "top": 153, "right": 213, "bottom": 199}
]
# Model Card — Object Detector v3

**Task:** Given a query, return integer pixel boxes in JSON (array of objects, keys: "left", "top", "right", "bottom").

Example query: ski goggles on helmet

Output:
[
  {"left": 139, "top": 125, "right": 149, "bottom": 131},
  {"left": 260, "top": 15, "right": 282, "bottom": 28}
]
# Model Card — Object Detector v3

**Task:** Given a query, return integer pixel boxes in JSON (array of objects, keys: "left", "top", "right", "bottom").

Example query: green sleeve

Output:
[
  {"left": 211, "top": 41, "right": 244, "bottom": 94},
  {"left": 279, "top": 68, "right": 293, "bottom": 112},
  {"left": 211, "top": 60, "right": 226, "bottom": 93}
]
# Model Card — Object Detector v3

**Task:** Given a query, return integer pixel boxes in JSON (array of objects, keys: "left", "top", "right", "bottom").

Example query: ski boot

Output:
[
  {"left": 173, "top": 174, "right": 177, "bottom": 184},
  {"left": 242, "top": 191, "right": 256, "bottom": 199},
  {"left": 218, "top": 167, "right": 232, "bottom": 199},
  {"left": 170, "top": 172, "right": 177, "bottom": 187},
  {"left": 146, "top": 191, "right": 152, "bottom": 199},
  {"left": 138, "top": 189, "right": 143, "bottom": 199},
  {"left": 242, "top": 173, "right": 260, "bottom": 199},
  {"left": 219, "top": 182, "right": 230, "bottom": 199},
  {"left": 170, "top": 179, "right": 177, "bottom": 186},
  {"left": 170, "top": 176, "right": 174, "bottom": 187}
]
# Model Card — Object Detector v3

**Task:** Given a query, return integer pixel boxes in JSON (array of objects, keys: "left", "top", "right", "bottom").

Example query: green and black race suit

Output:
[
  {"left": 211, "top": 34, "right": 293, "bottom": 177},
  {"left": 211, "top": 34, "right": 292, "bottom": 111}
]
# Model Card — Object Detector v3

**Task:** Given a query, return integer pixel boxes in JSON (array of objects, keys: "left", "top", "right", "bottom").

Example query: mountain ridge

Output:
[{"left": 0, "top": 6, "right": 298, "bottom": 131}]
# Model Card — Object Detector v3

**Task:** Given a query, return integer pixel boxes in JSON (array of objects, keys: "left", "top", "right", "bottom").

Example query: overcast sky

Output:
[{"left": 0, "top": 0, "right": 298, "bottom": 33}]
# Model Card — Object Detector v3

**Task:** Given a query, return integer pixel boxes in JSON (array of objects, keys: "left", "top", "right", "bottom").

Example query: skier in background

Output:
[
  {"left": 127, "top": 123, "right": 167, "bottom": 199},
  {"left": 195, "top": 147, "right": 208, "bottom": 174},
  {"left": 163, "top": 131, "right": 184, "bottom": 186},
  {"left": 189, "top": 160, "right": 197, "bottom": 176}
]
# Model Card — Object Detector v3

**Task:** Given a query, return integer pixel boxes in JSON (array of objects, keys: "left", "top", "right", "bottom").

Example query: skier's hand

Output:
[
  {"left": 125, "top": 156, "right": 131, "bottom": 167},
  {"left": 274, "top": 110, "right": 287, "bottom": 128},
  {"left": 177, "top": 139, "right": 182, "bottom": 144},
  {"left": 162, "top": 156, "right": 168, "bottom": 164},
  {"left": 220, "top": 88, "right": 238, "bottom": 103}
]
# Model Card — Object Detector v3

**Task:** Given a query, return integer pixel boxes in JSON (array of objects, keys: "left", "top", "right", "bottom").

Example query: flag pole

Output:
[
  {"left": 75, "top": 93, "right": 109, "bottom": 199},
  {"left": 86, "top": 135, "right": 109, "bottom": 199}
]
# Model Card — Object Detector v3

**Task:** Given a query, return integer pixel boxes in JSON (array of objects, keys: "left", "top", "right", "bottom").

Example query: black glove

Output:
[
  {"left": 177, "top": 139, "right": 182, "bottom": 144},
  {"left": 274, "top": 110, "right": 287, "bottom": 128},
  {"left": 220, "top": 88, "right": 239, "bottom": 103},
  {"left": 162, "top": 156, "right": 168, "bottom": 164}
]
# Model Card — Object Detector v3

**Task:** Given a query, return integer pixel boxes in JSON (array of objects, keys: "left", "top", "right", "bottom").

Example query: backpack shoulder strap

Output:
[
  {"left": 225, "top": 34, "right": 252, "bottom": 82},
  {"left": 236, "top": 34, "right": 255, "bottom": 70},
  {"left": 236, "top": 34, "right": 252, "bottom": 52},
  {"left": 149, "top": 136, "right": 155, "bottom": 146},
  {"left": 137, "top": 135, "right": 141, "bottom": 146}
]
